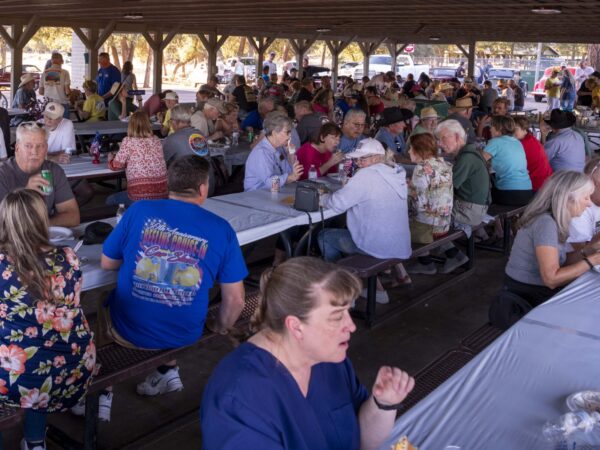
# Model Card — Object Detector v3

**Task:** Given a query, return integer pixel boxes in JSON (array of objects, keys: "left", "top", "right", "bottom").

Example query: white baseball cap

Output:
[{"left": 345, "top": 138, "right": 385, "bottom": 159}]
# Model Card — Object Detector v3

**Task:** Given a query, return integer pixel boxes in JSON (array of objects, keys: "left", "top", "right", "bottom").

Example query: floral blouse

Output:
[
  {"left": 0, "top": 247, "right": 95, "bottom": 412},
  {"left": 408, "top": 157, "right": 454, "bottom": 235}
]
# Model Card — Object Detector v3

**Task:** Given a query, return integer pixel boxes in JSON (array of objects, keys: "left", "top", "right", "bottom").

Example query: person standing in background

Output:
[
  {"left": 38, "top": 52, "right": 71, "bottom": 118},
  {"left": 96, "top": 52, "right": 122, "bottom": 105}
]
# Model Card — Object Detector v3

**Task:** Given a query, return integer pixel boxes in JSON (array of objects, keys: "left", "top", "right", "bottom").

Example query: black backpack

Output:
[{"left": 488, "top": 288, "right": 532, "bottom": 330}]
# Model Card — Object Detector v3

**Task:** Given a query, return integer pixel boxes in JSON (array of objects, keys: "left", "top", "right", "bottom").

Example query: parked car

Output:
[
  {"left": 486, "top": 67, "right": 529, "bottom": 95},
  {"left": 0, "top": 64, "right": 41, "bottom": 88},
  {"left": 429, "top": 67, "right": 456, "bottom": 82},
  {"left": 353, "top": 54, "right": 429, "bottom": 80},
  {"left": 339, "top": 62, "right": 359, "bottom": 78},
  {"left": 532, "top": 66, "right": 577, "bottom": 102}
]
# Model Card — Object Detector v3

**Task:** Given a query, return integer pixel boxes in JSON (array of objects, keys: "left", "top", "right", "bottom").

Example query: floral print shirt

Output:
[
  {"left": 0, "top": 247, "right": 95, "bottom": 412},
  {"left": 408, "top": 157, "right": 454, "bottom": 235}
]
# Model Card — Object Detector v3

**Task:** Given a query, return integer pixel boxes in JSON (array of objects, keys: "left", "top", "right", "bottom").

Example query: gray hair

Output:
[
  {"left": 16, "top": 122, "right": 47, "bottom": 144},
  {"left": 170, "top": 104, "right": 192, "bottom": 123},
  {"left": 343, "top": 108, "right": 366, "bottom": 125},
  {"left": 263, "top": 111, "right": 292, "bottom": 136},
  {"left": 435, "top": 119, "right": 466, "bottom": 143},
  {"left": 519, "top": 171, "right": 594, "bottom": 242}
]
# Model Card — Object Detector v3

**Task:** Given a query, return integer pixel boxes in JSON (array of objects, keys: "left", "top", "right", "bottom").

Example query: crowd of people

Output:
[{"left": 0, "top": 49, "right": 600, "bottom": 449}]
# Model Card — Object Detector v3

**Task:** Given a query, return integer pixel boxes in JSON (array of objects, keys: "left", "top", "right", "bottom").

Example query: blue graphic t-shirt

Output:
[{"left": 103, "top": 199, "right": 248, "bottom": 349}]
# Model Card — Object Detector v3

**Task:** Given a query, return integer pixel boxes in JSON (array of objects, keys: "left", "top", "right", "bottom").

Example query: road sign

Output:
[{"left": 404, "top": 44, "right": 415, "bottom": 54}]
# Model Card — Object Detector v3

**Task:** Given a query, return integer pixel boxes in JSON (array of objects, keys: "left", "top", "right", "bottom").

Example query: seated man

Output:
[
  {"left": 241, "top": 97, "right": 275, "bottom": 132},
  {"left": 476, "top": 97, "right": 509, "bottom": 139},
  {"left": 162, "top": 104, "right": 215, "bottom": 196},
  {"left": 374, "top": 107, "right": 413, "bottom": 155},
  {"left": 568, "top": 157, "right": 600, "bottom": 258},
  {"left": 43, "top": 102, "right": 76, "bottom": 164},
  {"left": 160, "top": 91, "right": 179, "bottom": 136},
  {"left": 191, "top": 98, "right": 226, "bottom": 141},
  {"left": 294, "top": 100, "right": 327, "bottom": 144},
  {"left": 12, "top": 73, "right": 37, "bottom": 110},
  {"left": 334, "top": 88, "right": 361, "bottom": 122},
  {"left": 318, "top": 138, "right": 411, "bottom": 302},
  {"left": 543, "top": 109, "right": 585, "bottom": 172},
  {"left": 101, "top": 155, "right": 246, "bottom": 398},
  {"left": 339, "top": 109, "right": 367, "bottom": 153},
  {"left": 0, "top": 122, "right": 79, "bottom": 227},
  {"left": 445, "top": 97, "right": 476, "bottom": 144}
]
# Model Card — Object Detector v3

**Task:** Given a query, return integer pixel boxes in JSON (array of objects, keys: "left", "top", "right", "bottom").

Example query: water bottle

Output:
[
  {"left": 308, "top": 165, "right": 318, "bottom": 180},
  {"left": 116, "top": 204, "right": 126, "bottom": 224},
  {"left": 542, "top": 411, "right": 600, "bottom": 442}
]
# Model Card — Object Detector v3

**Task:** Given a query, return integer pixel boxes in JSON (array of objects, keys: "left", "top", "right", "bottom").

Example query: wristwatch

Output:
[{"left": 373, "top": 395, "right": 404, "bottom": 411}]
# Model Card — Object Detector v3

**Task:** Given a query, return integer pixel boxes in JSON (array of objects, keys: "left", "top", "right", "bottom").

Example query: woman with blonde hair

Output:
[
  {"left": 201, "top": 257, "right": 414, "bottom": 450},
  {"left": 503, "top": 171, "right": 600, "bottom": 308},
  {"left": 107, "top": 111, "right": 168, "bottom": 205},
  {"left": 0, "top": 189, "right": 95, "bottom": 450},
  {"left": 215, "top": 102, "right": 240, "bottom": 137}
]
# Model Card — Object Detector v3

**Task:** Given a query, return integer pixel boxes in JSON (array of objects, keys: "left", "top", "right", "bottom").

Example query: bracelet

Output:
[
  {"left": 372, "top": 395, "right": 404, "bottom": 411},
  {"left": 583, "top": 256, "right": 594, "bottom": 270}
]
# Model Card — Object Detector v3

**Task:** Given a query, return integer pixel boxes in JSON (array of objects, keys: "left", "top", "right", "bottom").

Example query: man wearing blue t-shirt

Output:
[
  {"left": 101, "top": 155, "right": 247, "bottom": 399},
  {"left": 96, "top": 52, "right": 122, "bottom": 104},
  {"left": 339, "top": 109, "right": 367, "bottom": 154}
]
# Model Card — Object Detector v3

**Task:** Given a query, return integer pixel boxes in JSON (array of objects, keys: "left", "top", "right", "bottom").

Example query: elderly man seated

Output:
[
  {"left": 191, "top": 98, "right": 226, "bottom": 141},
  {"left": 339, "top": 109, "right": 368, "bottom": 153},
  {"left": 160, "top": 92, "right": 179, "bottom": 136},
  {"left": 434, "top": 120, "right": 491, "bottom": 272},
  {"left": 476, "top": 97, "right": 510, "bottom": 139},
  {"left": 294, "top": 100, "right": 328, "bottom": 144},
  {"left": 241, "top": 97, "right": 276, "bottom": 132},
  {"left": 543, "top": 109, "right": 585, "bottom": 172},
  {"left": 374, "top": 107, "right": 413, "bottom": 155},
  {"left": 12, "top": 73, "right": 37, "bottom": 110},
  {"left": 411, "top": 106, "right": 439, "bottom": 136},
  {"left": 334, "top": 88, "right": 361, "bottom": 120},
  {"left": 42, "top": 102, "right": 76, "bottom": 164},
  {"left": 318, "top": 138, "right": 411, "bottom": 303},
  {"left": 244, "top": 112, "right": 303, "bottom": 191},
  {"left": 0, "top": 122, "right": 79, "bottom": 227}
]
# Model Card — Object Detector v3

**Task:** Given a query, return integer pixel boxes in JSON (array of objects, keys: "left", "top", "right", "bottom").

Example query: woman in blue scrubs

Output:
[{"left": 201, "top": 257, "right": 415, "bottom": 450}]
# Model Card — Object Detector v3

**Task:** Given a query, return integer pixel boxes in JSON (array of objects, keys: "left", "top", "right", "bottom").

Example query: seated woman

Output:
[
  {"left": 483, "top": 115, "right": 533, "bottom": 206},
  {"left": 214, "top": 102, "right": 240, "bottom": 138},
  {"left": 201, "top": 257, "right": 414, "bottom": 450},
  {"left": 243, "top": 112, "right": 303, "bottom": 191},
  {"left": 76, "top": 80, "right": 105, "bottom": 122},
  {"left": 503, "top": 171, "right": 600, "bottom": 309},
  {"left": 107, "top": 86, "right": 137, "bottom": 121},
  {"left": 296, "top": 123, "right": 344, "bottom": 180},
  {"left": 107, "top": 111, "right": 168, "bottom": 205},
  {"left": 311, "top": 88, "right": 334, "bottom": 120},
  {"left": 0, "top": 189, "right": 95, "bottom": 450},
  {"left": 513, "top": 116, "right": 553, "bottom": 192},
  {"left": 406, "top": 133, "right": 453, "bottom": 274}
]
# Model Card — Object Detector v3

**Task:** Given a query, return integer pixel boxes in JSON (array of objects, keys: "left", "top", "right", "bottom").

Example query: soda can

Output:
[
  {"left": 247, "top": 131, "right": 254, "bottom": 143},
  {"left": 343, "top": 159, "right": 354, "bottom": 178},
  {"left": 270, "top": 175, "right": 280, "bottom": 193},
  {"left": 40, "top": 169, "right": 54, "bottom": 194}
]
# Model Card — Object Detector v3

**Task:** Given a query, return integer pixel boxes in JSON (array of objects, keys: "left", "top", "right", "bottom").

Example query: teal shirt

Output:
[{"left": 485, "top": 135, "right": 532, "bottom": 191}]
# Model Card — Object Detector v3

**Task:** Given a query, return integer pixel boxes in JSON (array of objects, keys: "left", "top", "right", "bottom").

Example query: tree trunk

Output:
[
  {"left": 588, "top": 44, "right": 600, "bottom": 71},
  {"left": 143, "top": 49, "right": 153, "bottom": 88},
  {"left": 282, "top": 43, "right": 290, "bottom": 62},
  {"left": 0, "top": 42, "right": 5, "bottom": 67},
  {"left": 110, "top": 45, "right": 121, "bottom": 69},
  {"left": 120, "top": 36, "right": 130, "bottom": 63},
  {"left": 321, "top": 44, "right": 326, "bottom": 66},
  {"left": 237, "top": 37, "right": 246, "bottom": 57}
]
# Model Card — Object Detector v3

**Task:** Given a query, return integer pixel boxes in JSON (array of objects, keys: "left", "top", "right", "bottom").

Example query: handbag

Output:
[{"left": 294, "top": 180, "right": 321, "bottom": 212}]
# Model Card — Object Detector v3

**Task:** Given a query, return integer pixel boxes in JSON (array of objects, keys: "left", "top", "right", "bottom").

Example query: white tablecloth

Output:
[
  {"left": 382, "top": 271, "right": 600, "bottom": 450},
  {"left": 60, "top": 155, "right": 123, "bottom": 180},
  {"left": 73, "top": 120, "right": 160, "bottom": 136}
]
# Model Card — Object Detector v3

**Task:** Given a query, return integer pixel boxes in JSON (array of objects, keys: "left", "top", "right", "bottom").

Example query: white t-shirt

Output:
[
  {"left": 575, "top": 66, "right": 595, "bottom": 84},
  {"left": 46, "top": 118, "right": 76, "bottom": 153},
  {"left": 568, "top": 204, "right": 600, "bottom": 244},
  {"left": 41, "top": 65, "right": 70, "bottom": 104},
  {"left": 234, "top": 61, "right": 245, "bottom": 76}
]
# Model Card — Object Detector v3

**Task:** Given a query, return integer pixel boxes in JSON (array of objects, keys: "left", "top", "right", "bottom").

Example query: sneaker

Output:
[
  {"left": 136, "top": 366, "right": 184, "bottom": 396},
  {"left": 439, "top": 252, "right": 469, "bottom": 274},
  {"left": 405, "top": 261, "right": 437, "bottom": 275},
  {"left": 20, "top": 439, "right": 46, "bottom": 450},
  {"left": 361, "top": 288, "right": 390, "bottom": 304},
  {"left": 70, "top": 392, "right": 113, "bottom": 422}
]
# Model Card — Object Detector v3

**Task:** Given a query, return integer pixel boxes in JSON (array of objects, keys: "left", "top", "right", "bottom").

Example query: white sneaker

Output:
[
  {"left": 361, "top": 288, "right": 390, "bottom": 304},
  {"left": 20, "top": 439, "right": 46, "bottom": 450},
  {"left": 136, "top": 367, "right": 184, "bottom": 396},
  {"left": 70, "top": 392, "right": 113, "bottom": 422},
  {"left": 439, "top": 252, "right": 469, "bottom": 274}
]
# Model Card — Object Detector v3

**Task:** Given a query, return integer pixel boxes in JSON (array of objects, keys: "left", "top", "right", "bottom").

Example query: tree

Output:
[{"left": 589, "top": 44, "right": 600, "bottom": 71}]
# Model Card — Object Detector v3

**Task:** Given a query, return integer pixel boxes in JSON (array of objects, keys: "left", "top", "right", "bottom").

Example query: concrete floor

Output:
[{"left": 0, "top": 238, "right": 507, "bottom": 450}]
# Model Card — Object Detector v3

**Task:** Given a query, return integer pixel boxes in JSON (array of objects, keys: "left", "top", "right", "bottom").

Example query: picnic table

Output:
[
  {"left": 382, "top": 271, "right": 600, "bottom": 449},
  {"left": 73, "top": 120, "right": 161, "bottom": 136},
  {"left": 7, "top": 108, "right": 26, "bottom": 117},
  {"left": 60, "top": 154, "right": 124, "bottom": 182}
]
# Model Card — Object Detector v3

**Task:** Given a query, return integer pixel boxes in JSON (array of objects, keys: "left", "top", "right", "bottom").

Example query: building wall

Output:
[{"left": 71, "top": 31, "right": 86, "bottom": 89}]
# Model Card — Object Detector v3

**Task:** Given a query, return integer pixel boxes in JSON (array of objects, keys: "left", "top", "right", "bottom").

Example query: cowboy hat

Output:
[
  {"left": 420, "top": 106, "right": 439, "bottom": 120},
  {"left": 452, "top": 97, "right": 474, "bottom": 110},
  {"left": 439, "top": 82, "right": 454, "bottom": 91},
  {"left": 380, "top": 107, "right": 414, "bottom": 126},
  {"left": 544, "top": 109, "right": 576, "bottom": 129},
  {"left": 19, "top": 73, "right": 36, "bottom": 88}
]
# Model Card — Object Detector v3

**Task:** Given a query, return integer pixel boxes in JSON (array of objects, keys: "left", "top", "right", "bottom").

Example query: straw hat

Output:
[
  {"left": 439, "top": 82, "right": 454, "bottom": 91},
  {"left": 452, "top": 97, "right": 474, "bottom": 110},
  {"left": 19, "top": 73, "right": 35, "bottom": 88},
  {"left": 420, "top": 106, "right": 439, "bottom": 120}
]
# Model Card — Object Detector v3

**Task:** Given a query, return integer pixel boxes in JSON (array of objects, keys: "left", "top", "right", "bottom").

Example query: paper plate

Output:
[
  {"left": 566, "top": 391, "right": 600, "bottom": 413},
  {"left": 49, "top": 226, "right": 74, "bottom": 244}
]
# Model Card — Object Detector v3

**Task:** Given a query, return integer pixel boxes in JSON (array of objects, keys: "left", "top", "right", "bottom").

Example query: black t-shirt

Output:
[
  {"left": 402, "top": 80, "right": 416, "bottom": 97},
  {"left": 232, "top": 85, "right": 258, "bottom": 112},
  {"left": 514, "top": 86, "right": 525, "bottom": 107},
  {"left": 577, "top": 84, "right": 593, "bottom": 107},
  {"left": 296, "top": 88, "right": 314, "bottom": 103}
]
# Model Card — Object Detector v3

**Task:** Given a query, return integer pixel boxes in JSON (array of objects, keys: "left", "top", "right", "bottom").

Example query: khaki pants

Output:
[
  {"left": 453, "top": 198, "right": 489, "bottom": 227},
  {"left": 96, "top": 298, "right": 158, "bottom": 351}
]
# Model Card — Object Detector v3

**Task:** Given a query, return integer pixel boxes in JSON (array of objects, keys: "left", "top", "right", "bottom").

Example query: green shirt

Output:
[
  {"left": 107, "top": 97, "right": 136, "bottom": 121},
  {"left": 452, "top": 144, "right": 491, "bottom": 206}
]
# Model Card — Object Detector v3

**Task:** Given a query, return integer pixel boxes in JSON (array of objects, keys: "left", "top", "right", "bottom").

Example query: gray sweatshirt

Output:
[{"left": 323, "top": 163, "right": 412, "bottom": 259}]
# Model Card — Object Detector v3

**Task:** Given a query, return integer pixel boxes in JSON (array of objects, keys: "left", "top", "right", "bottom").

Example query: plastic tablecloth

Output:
[
  {"left": 382, "top": 271, "right": 600, "bottom": 450},
  {"left": 60, "top": 155, "right": 123, "bottom": 180}
]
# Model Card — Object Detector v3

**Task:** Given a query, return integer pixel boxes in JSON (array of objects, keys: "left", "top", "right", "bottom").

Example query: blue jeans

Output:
[
  {"left": 106, "top": 190, "right": 134, "bottom": 206},
  {"left": 0, "top": 409, "right": 46, "bottom": 448},
  {"left": 318, "top": 228, "right": 360, "bottom": 262},
  {"left": 561, "top": 94, "right": 576, "bottom": 111}
]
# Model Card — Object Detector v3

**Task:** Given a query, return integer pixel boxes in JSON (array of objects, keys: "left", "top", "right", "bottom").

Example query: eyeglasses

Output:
[
  {"left": 17, "top": 121, "right": 43, "bottom": 130},
  {"left": 351, "top": 122, "right": 366, "bottom": 128}
]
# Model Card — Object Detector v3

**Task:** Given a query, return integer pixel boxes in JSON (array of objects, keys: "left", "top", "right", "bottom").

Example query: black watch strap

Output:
[{"left": 373, "top": 395, "right": 404, "bottom": 411}]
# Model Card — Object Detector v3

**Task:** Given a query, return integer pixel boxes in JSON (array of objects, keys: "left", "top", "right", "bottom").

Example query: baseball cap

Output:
[
  {"left": 43, "top": 102, "right": 64, "bottom": 120},
  {"left": 205, "top": 98, "right": 227, "bottom": 114},
  {"left": 345, "top": 138, "right": 385, "bottom": 159},
  {"left": 165, "top": 92, "right": 179, "bottom": 101},
  {"left": 343, "top": 88, "right": 360, "bottom": 99}
]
